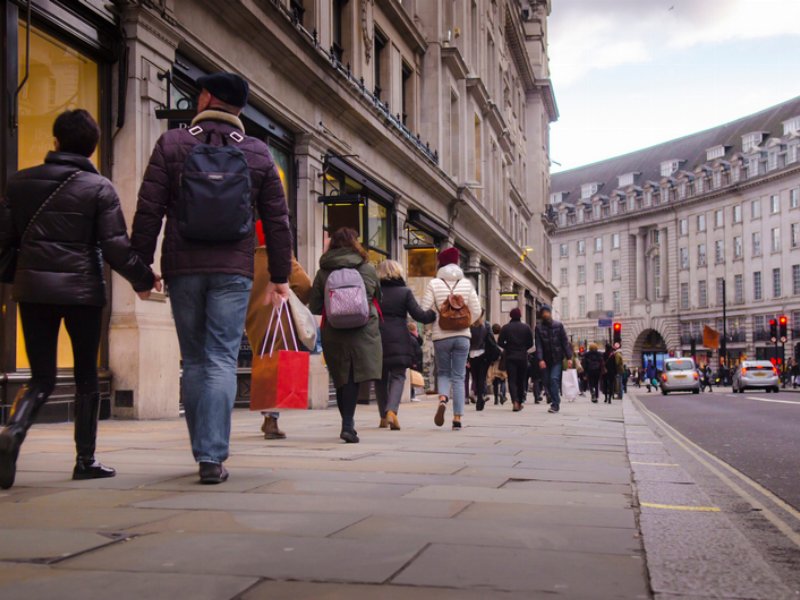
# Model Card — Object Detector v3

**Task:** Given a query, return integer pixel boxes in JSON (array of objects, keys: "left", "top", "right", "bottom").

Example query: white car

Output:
[
  {"left": 660, "top": 357, "right": 701, "bottom": 395},
  {"left": 732, "top": 361, "right": 780, "bottom": 393}
]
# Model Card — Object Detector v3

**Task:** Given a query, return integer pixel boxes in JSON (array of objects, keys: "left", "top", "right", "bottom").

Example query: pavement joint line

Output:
[
  {"left": 639, "top": 502, "right": 720, "bottom": 512},
  {"left": 632, "top": 395, "right": 800, "bottom": 549},
  {"left": 630, "top": 462, "right": 679, "bottom": 467},
  {"left": 383, "top": 542, "right": 432, "bottom": 585},
  {"left": 745, "top": 396, "right": 800, "bottom": 405}
]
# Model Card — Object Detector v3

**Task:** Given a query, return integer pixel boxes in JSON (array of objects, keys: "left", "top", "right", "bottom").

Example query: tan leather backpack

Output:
[{"left": 438, "top": 280, "right": 472, "bottom": 331}]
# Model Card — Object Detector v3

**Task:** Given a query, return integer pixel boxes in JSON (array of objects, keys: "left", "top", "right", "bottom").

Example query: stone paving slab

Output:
[
  {"left": 393, "top": 543, "right": 650, "bottom": 598},
  {"left": 241, "top": 580, "right": 534, "bottom": 599},
  {"left": 0, "top": 529, "right": 120, "bottom": 561},
  {"left": 456, "top": 501, "right": 637, "bottom": 529},
  {"left": 405, "top": 483, "right": 631, "bottom": 509}
]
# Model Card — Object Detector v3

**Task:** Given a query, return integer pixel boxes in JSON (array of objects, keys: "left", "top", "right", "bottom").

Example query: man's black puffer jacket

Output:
[{"left": 1, "top": 152, "right": 155, "bottom": 306}]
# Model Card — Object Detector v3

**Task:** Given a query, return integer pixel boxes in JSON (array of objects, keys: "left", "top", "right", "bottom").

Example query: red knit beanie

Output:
[
  {"left": 437, "top": 247, "right": 460, "bottom": 268},
  {"left": 510, "top": 308, "right": 522, "bottom": 320}
]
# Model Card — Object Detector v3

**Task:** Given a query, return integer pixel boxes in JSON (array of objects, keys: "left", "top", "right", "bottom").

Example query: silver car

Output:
[
  {"left": 661, "top": 358, "right": 701, "bottom": 395},
  {"left": 732, "top": 360, "right": 780, "bottom": 393}
]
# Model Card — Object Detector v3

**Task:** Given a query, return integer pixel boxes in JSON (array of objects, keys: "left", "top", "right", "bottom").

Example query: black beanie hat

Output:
[{"left": 196, "top": 72, "right": 249, "bottom": 108}]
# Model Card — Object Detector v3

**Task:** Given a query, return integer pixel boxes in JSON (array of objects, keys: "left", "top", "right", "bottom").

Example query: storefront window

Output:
[{"left": 16, "top": 25, "right": 100, "bottom": 369}]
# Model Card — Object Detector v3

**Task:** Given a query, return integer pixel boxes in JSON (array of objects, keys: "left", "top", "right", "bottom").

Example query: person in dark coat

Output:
[
  {"left": 498, "top": 308, "right": 534, "bottom": 412},
  {"left": 527, "top": 354, "right": 543, "bottom": 404},
  {"left": 603, "top": 344, "right": 619, "bottom": 404},
  {"left": 375, "top": 260, "right": 435, "bottom": 430},
  {"left": 309, "top": 228, "right": 382, "bottom": 443},
  {"left": 534, "top": 304, "right": 573, "bottom": 414},
  {"left": 582, "top": 343, "right": 604, "bottom": 403},
  {"left": 0, "top": 109, "right": 158, "bottom": 490},
  {"left": 131, "top": 72, "right": 293, "bottom": 485},
  {"left": 469, "top": 315, "right": 498, "bottom": 412}
]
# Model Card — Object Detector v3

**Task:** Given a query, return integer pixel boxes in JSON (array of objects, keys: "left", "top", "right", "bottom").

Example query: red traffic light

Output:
[
  {"left": 770, "top": 318, "right": 777, "bottom": 326},
  {"left": 613, "top": 322, "right": 621, "bottom": 332},
  {"left": 780, "top": 316, "right": 788, "bottom": 325}
]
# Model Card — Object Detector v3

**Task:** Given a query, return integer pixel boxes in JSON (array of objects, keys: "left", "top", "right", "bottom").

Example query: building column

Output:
[
  {"left": 636, "top": 231, "right": 646, "bottom": 300},
  {"left": 109, "top": 6, "right": 180, "bottom": 419},
  {"left": 489, "top": 266, "right": 501, "bottom": 325}
]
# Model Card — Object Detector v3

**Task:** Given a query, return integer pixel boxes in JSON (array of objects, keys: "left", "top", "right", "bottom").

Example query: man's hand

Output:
[
  {"left": 265, "top": 281, "right": 290, "bottom": 306},
  {"left": 539, "top": 360, "right": 546, "bottom": 370},
  {"left": 138, "top": 274, "right": 163, "bottom": 301},
  {"left": 567, "top": 360, "right": 573, "bottom": 369}
]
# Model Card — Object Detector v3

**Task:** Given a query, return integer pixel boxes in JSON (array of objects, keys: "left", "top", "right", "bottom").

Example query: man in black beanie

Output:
[
  {"left": 534, "top": 304, "right": 573, "bottom": 414},
  {"left": 132, "top": 72, "right": 292, "bottom": 484}
]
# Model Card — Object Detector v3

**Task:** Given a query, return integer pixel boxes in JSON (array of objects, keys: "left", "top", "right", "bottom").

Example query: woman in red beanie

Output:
[{"left": 420, "top": 247, "right": 482, "bottom": 429}]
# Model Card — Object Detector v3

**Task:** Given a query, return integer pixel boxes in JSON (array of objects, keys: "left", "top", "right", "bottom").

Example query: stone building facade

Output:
[
  {"left": 1, "top": 0, "right": 557, "bottom": 421},
  {"left": 548, "top": 96, "right": 800, "bottom": 370}
]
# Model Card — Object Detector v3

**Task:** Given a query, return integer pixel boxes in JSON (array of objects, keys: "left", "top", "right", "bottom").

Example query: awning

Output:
[
  {"left": 324, "top": 155, "right": 396, "bottom": 205},
  {"left": 406, "top": 210, "right": 449, "bottom": 241}
]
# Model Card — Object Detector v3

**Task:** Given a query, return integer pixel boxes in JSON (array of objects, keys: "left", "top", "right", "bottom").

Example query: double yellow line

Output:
[{"left": 632, "top": 396, "right": 800, "bottom": 548}]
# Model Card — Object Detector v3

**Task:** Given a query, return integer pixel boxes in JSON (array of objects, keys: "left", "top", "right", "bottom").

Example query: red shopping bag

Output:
[{"left": 250, "top": 302, "right": 309, "bottom": 410}]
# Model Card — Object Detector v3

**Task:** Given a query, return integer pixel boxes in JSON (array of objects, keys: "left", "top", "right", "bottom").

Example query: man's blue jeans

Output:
[
  {"left": 544, "top": 363, "right": 563, "bottom": 411},
  {"left": 168, "top": 274, "right": 252, "bottom": 464}
]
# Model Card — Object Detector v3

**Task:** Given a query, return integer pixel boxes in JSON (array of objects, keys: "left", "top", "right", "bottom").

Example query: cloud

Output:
[{"left": 549, "top": 0, "right": 800, "bottom": 87}]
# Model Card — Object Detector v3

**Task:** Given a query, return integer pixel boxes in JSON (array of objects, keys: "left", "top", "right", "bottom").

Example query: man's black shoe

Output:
[
  {"left": 72, "top": 457, "right": 116, "bottom": 480},
  {"left": 199, "top": 462, "right": 229, "bottom": 484},
  {"left": 548, "top": 407, "right": 559, "bottom": 414},
  {"left": 0, "top": 431, "right": 20, "bottom": 490}
]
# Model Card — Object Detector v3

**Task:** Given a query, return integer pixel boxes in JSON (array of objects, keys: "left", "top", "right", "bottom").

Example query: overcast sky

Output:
[{"left": 548, "top": 0, "right": 800, "bottom": 172}]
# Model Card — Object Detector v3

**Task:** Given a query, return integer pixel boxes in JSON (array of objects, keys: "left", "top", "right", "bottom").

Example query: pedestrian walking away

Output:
[
  {"left": 420, "top": 247, "right": 482, "bottom": 430},
  {"left": 309, "top": 228, "right": 382, "bottom": 444},
  {"left": 131, "top": 72, "right": 293, "bottom": 484},
  {"left": 645, "top": 361, "right": 657, "bottom": 392},
  {"left": 527, "top": 353, "right": 543, "bottom": 404},
  {"left": 701, "top": 364, "right": 714, "bottom": 393},
  {"left": 0, "top": 109, "right": 159, "bottom": 489},
  {"left": 246, "top": 220, "right": 312, "bottom": 441},
  {"left": 498, "top": 308, "right": 534, "bottom": 412},
  {"left": 534, "top": 304, "right": 573, "bottom": 414},
  {"left": 488, "top": 324, "right": 509, "bottom": 405},
  {"left": 602, "top": 344, "right": 619, "bottom": 404},
  {"left": 375, "top": 260, "right": 435, "bottom": 431},
  {"left": 582, "top": 343, "right": 604, "bottom": 403},
  {"left": 469, "top": 314, "right": 499, "bottom": 411}
]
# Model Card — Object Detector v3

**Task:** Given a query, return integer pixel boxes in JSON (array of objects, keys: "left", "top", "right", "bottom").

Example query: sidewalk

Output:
[{"left": 0, "top": 397, "right": 650, "bottom": 600}]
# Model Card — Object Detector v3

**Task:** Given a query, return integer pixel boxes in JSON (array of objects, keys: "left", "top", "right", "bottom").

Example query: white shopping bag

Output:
[{"left": 561, "top": 368, "right": 580, "bottom": 402}]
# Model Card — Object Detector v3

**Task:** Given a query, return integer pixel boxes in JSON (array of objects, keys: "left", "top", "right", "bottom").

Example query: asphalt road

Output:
[{"left": 637, "top": 386, "right": 800, "bottom": 511}]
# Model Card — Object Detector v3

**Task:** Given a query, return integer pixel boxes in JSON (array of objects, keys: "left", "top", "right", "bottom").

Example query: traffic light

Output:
[
  {"left": 779, "top": 315, "right": 788, "bottom": 343},
  {"left": 690, "top": 337, "right": 697, "bottom": 358},
  {"left": 613, "top": 322, "right": 622, "bottom": 348},
  {"left": 770, "top": 318, "right": 778, "bottom": 343}
]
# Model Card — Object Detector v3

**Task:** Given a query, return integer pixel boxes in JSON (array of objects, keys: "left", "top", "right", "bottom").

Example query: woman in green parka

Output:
[{"left": 309, "top": 228, "right": 382, "bottom": 443}]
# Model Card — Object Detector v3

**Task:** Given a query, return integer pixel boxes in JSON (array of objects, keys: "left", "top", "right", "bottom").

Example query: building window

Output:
[
  {"left": 594, "top": 262, "right": 604, "bottom": 283},
  {"left": 595, "top": 293, "right": 604, "bottom": 311},
  {"left": 793, "top": 265, "right": 800, "bottom": 295},
  {"left": 698, "top": 280, "right": 708, "bottom": 308},
  {"left": 612, "top": 259, "right": 621, "bottom": 280},
  {"left": 559, "top": 243, "right": 568, "bottom": 258},
  {"left": 768, "top": 151, "right": 779, "bottom": 171},
  {"left": 577, "top": 240, "right": 585, "bottom": 255},
  {"left": 734, "top": 274, "right": 744, "bottom": 304},
  {"left": 654, "top": 257, "right": 661, "bottom": 298},
  {"left": 680, "top": 283, "right": 689, "bottom": 309},
  {"left": 753, "top": 314, "right": 765, "bottom": 337},
  {"left": 733, "top": 204, "right": 742, "bottom": 223},
  {"left": 401, "top": 62, "right": 413, "bottom": 127},
  {"left": 712, "top": 170, "right": 722, "bottom": 189},
  {"left": 561, "top": 298, "right": 570, "bottom": 320},
  {"left": 290, "top": 0, "right": 306, "bottom": 25},
  {"left": 578, "top": 295, "right": 586, "bottom": 317},
  {"left": 773, "top": 268, "right": 782, "bottom": 298},
  {"left": 373, "top": 28, "right": 388, "bottom": 99},
  {"left": 613, "top": 291, "right": 621, "bottom": 314},
  {"left": 679, "top": 218, "right": 688, "bottom": 236},
  {"left": 611, "top": 233, "right": 620, "bottom": 249},
  {"left": 733, "top": 235, "right": 743, "bottom": 259},
  {"left": 792, "top": 224, "right": 800, "bottom": 248},
  {"left": 697, "top": 214, "right": 706, "bottom": 232},
  {"left": 577, "top": 265, "right": 586, "bottom": 284},
  {"left": 332, "top": 0, "right": 349, "bottom": 61},
  {"left": 716, "top": 277, "right": 725, "bottom": 305},
  {"left": 752, "top": 232, "right": 762, "bottom": 257},
  {"left": 752, "top": 199, "right": 761, "bottom": 219},
  {"left": 697, "top": 243, "right": 707, "bottom": 267},
  {"left": 791, "top": 188, "right": 800, "bottom": 209},
  {"left": 770, "top": 194, "right": 781, "bottom": 214},
  {"left": 754, "top": 271, "right": 762, "bottom": 301},
  {"left": 594, "top": 237, "right": 603, "bottom": 252},
  {"left": 679, "top": 247, "right": 689, "bottom": 269},
  {"left": 771, "top": 227, "right": 781, "bottom": 253},
  {"left": 581, "top": 182, "right": 599, "bottom": 199},
  {"left": 715, "top": 209, "right": 724, "bottom": 229},
  {"left": 560, "top": 267, "right": 568, "bottom": 287},
  {"left": 715, "top": 239, "right": 724, "bottom": 264}
]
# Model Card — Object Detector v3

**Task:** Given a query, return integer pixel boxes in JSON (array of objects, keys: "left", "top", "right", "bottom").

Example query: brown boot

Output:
[
  {"left": 262, "top": 416, "right": 286, "bottom": 440},
  {"left": 386, "top": 410, "right": 401, "bottom": 431},
  {"left": 379, "top": 418, "right": 388, "bottom": 429}
]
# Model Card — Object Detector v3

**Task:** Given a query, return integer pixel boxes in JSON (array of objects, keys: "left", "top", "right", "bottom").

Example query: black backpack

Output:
[
  {"left": 178, "top": 125, "right": 253, "bottom": 242},
  {"left": 483, "top": 324, "right": 502, "bottom": 363}
]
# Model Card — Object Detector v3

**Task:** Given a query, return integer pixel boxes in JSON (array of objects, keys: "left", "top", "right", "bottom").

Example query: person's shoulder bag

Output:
[{"left": 0, "top": 171, "right": 79, "bottom": 283}]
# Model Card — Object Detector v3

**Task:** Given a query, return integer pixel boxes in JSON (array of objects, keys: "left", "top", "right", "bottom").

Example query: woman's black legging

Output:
[{"left": 336, "top": 367, "right": 359, "bottom": 431}]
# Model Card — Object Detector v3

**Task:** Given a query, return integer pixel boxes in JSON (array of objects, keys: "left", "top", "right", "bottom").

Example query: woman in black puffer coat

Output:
[
  {"left": 0, "top": 110, "right": 157, "bottom": 490},
  {"left": 376, "top": 260, "right": 435, "bottom": 430}
]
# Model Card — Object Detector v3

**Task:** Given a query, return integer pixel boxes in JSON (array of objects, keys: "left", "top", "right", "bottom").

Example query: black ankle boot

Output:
[
  {"left": 0, "top": 386, "right": 50, "bottom": 490},
  {"left": 71, "top": 393, "right": 115, "bottom": 480},
  {"left": 73, "top": 457, "right": 116, "bottom": 480}
]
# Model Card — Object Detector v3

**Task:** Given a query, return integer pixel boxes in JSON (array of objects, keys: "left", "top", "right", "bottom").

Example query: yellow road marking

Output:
[
  {"left": 631, "top": 461, "right": 679, "bottom": 467},
  {"left": 633, "top": 397, "right": 800, "bottom": 549},
  {"left": 640, "top": 502, "right": 720, "bottom": 512}
]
